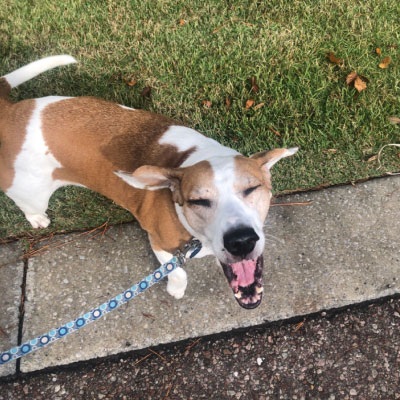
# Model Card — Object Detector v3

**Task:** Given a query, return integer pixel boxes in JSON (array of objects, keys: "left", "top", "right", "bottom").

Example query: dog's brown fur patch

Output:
[{"left": 41, "top": 96, "right": 193, "bottom": 252}]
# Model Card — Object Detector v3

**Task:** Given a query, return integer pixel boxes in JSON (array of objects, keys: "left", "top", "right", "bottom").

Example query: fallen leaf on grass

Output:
[
  {"left": 346, "top": 71, "right": 358, "bottom": 85},
  {"left": 388, "top": 116, "right": 400, "bottom": 124},
  {"left": 122, "top": 77, "right": 136, "bottom": 87},
  {"left": 245, "top": 99, "right": 255, "bottom": 109},
  {"left": 178, "top": 19, "right": 185, "bottom": 26},
  {"left": 346, "top": 72, "right": 367, "bottom": 93},
  {"left": 225, "top": 97, "right": 231, "bottom": 109},
  {"left": 141, "top": 86, "right": 151, "bottom": 97},
  {"left": 253, "top": 102, "right": 264, "bottom": 110},
  {"left": 202, "top": 100, "right": 212, "bottom": 108},
  {"left": 251, "top": 76, "right": 259, "bottom": 93},
  {"left": 376, "top": 48, "right": 381, "bottom": 56},
  {"left": 379, "top": 56, "right": 391, "bottom": 69},
  {"left": 354, "top": 76, "right": 367, "bottom": 92},
  {"left": 327, "top": 52, "right": 341, "bottom": 64},
  {"left": 367, "top": 155, "right": 378, "bottom": 162}
]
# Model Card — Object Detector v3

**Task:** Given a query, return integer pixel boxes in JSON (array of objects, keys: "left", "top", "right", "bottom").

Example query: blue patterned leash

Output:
[{"left": 0, "top": 239, "right": 202, "bottom": 366}]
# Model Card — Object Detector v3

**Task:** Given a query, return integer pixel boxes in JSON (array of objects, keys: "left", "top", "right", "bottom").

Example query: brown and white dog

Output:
[{"left": 0, "top": 56, "right": 297, "bottom": 309}]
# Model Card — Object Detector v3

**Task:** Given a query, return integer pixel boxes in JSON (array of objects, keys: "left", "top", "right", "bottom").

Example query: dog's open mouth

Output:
[{"left": 220, "top": 256, "right": 263, "bottom": 309}]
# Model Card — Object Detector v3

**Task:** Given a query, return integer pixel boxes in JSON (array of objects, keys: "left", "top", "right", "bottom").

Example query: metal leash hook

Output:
[
  {"left": 177, "top": 239, "right": 202, "bottom": 261},
  {"left": 0, "top": 239, "right": 202, "bottom": 366}
]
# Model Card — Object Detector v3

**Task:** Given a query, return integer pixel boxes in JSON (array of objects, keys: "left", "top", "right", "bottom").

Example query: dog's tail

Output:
[{"left": 0, "top": 55, "right": 77, "bottom": 99}]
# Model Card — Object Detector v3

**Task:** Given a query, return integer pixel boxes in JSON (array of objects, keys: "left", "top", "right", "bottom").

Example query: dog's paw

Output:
[
  {"left": 167, "top": 285, "right": 186, "bottom": 299},
  {"left": 26, "top": 213, "right": 51, "bottom": 229},
  {"left": 167, "top": 268, "right": 187, "bottom": 300}
]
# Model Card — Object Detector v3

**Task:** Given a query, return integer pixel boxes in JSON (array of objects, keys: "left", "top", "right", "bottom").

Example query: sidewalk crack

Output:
[{"left": 16, "top": 258, "right": 28, "bottom": 375}]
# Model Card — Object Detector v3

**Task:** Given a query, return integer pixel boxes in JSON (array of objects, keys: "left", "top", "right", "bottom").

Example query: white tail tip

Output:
[
  {"left": 3, "top": 55, "right": 77, "bottom": 89},
  {"left": 287, "top": 147, "right": 299, "bottom": 155}
]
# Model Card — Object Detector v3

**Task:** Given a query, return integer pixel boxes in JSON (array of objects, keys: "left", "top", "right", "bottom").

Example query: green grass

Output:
[{"left": 0, "top": 0, "right": 399, "bottom": 239}]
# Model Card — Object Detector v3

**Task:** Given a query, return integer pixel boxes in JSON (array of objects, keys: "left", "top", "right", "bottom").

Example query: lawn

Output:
[{"left": 0, "top": 0, "right": 399, "bottom": 240}]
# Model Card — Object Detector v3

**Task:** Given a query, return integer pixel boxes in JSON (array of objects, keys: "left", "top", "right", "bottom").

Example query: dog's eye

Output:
[
  {"left": 243, "top": 185, "right": 261, "bottom": 197},
  {"left": 187, "top": 199, "right": 212, "bottom": 208}
]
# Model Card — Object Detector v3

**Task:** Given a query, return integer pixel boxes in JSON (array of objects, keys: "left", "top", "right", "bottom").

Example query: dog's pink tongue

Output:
[{"left": 231, "top": 259, "right": 257, "bottom": 287}]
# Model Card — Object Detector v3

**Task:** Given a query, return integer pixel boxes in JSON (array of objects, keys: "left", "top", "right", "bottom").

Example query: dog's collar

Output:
[{"left": 0, "top": 239, "right": 202, "bottom": 365}]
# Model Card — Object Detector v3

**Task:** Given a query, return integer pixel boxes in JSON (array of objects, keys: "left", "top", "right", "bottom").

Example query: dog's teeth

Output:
[
  {"left": 256, "top": 286, "right": 264, "bottom": 294},
  {"left": 235, "top": 292, "right": 242, "bottom": 299}
]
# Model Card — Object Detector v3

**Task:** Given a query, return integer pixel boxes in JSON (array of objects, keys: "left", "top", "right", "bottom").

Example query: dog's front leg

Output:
[{"left": 152, "top": 248, "right": 187, "bottom": 299}]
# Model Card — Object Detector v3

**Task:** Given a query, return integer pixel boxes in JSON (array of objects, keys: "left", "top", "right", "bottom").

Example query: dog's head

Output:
[{"left": 116, "top": 147, "right": 297, "bottom": 309}]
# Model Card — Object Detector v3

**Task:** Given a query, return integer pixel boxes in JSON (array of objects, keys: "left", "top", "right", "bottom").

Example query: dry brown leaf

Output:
[
  {"left": 179, "top": 19, "right": 185, "bottom": 26},
  {"left": 141, "top": 86, "right": 151, "bottom": 97},
  {"left": 388, "top": 116, "right": 400, "bottom": 124},
  {"left": 202, "top": 100, "right": 212, "bottom": 108},
  {"left": 245, "top": 99, "right": 255, "bottom": 109},
  {"left": 376, "top": 48, "right": 381, "bottom": 56},
  {"left": 225, "top": 97, "right": 231, "bottom": 108},
  {"left": 379, "top": 56, "right": 391, "bottom": 69},
  {"left": 251, "top": 77, "right": 259, "bottom": 93},
  {"left": 327, "top": 52, "right": 341, "bottom": 64},
  {"left": 354, "top": 76, "right": 367, "bottom": 92},
  {"left": 346, "top": 71, "right": 358, "bottom": 85},
  {"left": 346, "top": 72, "right": 367, "bottom": 92},
  {"left": 253, "top": 102, "right": 264, "bottom": 110},
  {"left": 122, "top": 77, "right": 136, "bottom": 87},
  {"left": 367, "top": 155, "right": 378, "bottom": 162},
  {"left": 324, "top": 149, "right": 337, "bottom": 153}
]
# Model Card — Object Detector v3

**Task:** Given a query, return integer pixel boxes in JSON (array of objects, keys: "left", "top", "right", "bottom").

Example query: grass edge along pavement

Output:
[{"left": 0, "top": 0, "right": 399, "bottom": 239}]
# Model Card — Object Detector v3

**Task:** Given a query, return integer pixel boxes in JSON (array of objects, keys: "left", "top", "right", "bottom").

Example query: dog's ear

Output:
[
  {"left": 114, "top": 166, "right": 184, "bottom": 204},
  {"left": 250, "top": 147, "right": 298, "bottom": 170}
]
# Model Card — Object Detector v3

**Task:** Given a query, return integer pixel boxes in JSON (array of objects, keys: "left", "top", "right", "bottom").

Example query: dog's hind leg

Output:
[
  {"left": 5, "top": 175, "right": 55, "bottom": 229},
  {"left": 1, "top": 151, "right": 62, "bottom": 229},
  {"left": 0, "top": 155, "right": 51, "bottom": 228}
]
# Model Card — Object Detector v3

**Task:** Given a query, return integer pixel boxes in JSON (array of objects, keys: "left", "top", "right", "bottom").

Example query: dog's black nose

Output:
[{"left": 223, "top": 227, "right": 259, "bottom": 258}]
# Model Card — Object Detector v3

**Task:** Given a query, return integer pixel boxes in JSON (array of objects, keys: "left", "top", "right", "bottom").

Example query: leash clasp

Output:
[{"left": 175, "top": 239, "right": 202, "bottom": 265}]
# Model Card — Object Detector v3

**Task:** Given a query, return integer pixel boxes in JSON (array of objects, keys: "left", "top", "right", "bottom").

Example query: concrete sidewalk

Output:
[{"left": 1, "top": 176, "right": 399, "bottom": 376}]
